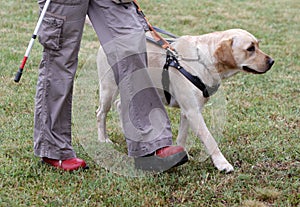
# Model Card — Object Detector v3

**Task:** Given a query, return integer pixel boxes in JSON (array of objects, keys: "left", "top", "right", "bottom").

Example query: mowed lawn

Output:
[{"left": 0, "top": 0, "right": 299, "bottom": 206}]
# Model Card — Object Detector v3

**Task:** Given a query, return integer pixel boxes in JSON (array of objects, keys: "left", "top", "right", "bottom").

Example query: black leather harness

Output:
[
  {"left": 161, "top": 51, "right": 220, "bottom": 104},
  {"left": 145, "top": 25, "right": 220, "bottom": 104}
]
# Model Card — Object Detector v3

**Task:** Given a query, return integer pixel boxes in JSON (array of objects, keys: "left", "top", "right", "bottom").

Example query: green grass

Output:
[{"left": 1, "top": 0, "right": 299, "bottom": 206}]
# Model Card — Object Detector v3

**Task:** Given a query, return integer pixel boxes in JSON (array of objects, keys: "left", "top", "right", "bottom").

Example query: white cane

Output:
[{"left": 14, "top": 0, "right": 51, "bottom": 82}]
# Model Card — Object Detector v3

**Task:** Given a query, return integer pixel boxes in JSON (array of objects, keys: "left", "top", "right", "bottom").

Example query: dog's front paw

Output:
[
  {"left": 214, "top": 160, "right": 234, "bottom": 173},
  {"left": 212, "top": 153, "right": 234, "bottom": 173}
]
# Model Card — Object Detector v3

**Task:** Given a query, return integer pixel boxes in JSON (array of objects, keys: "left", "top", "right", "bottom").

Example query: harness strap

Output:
[
  {"left": 163, "top": 52, "right": 220, "bottom": 104},
  {"left": 162, "top": 56, "right": 172, "bottom": 104},
  {"left": 152, "top": 26, "right": 178, "bottom": 39}
]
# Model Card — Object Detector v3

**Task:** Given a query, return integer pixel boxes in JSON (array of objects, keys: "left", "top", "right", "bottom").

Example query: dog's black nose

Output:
[
  {"left": 268, "top": 58, "right": 275, "bottom": 67},
  {"left": 267, "top": 57, "right": 275, "bottom": 69}
]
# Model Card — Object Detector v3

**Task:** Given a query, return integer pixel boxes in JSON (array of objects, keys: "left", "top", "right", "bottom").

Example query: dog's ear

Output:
[{"left": 214, "top": 38, "right": 237, "bottom": 68}]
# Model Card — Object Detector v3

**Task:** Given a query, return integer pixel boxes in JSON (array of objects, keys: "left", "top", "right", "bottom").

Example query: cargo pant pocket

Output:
[{"left": 38, "top": 13, "right": 65, "bottom": 51}]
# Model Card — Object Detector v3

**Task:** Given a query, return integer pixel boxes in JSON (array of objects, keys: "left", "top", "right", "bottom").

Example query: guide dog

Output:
[{"left": 96, "top": 29, "right": 274, "bottom": 173}]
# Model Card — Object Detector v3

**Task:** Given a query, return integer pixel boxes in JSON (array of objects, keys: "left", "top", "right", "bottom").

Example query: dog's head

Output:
[{"left": 214, "top": 29, "right": 274, "bottom": 75}]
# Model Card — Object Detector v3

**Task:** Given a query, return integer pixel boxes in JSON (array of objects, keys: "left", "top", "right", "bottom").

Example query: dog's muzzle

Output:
[{"left": 243, "top": 57, "right": 275, "bottom": 74}]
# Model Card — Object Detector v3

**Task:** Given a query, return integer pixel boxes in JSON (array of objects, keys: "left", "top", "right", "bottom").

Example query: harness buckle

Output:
[{"left": 166, "top": 47, "right": 178, "bottom": 59}]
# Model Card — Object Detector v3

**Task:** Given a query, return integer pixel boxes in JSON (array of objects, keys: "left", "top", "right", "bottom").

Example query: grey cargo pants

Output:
[{"left": 34, "top": 0, "right": 172, "bottom": 160}]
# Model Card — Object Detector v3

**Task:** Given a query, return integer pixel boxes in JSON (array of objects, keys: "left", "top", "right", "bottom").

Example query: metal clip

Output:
[{"left": 166, "top": 47, "right": 178, "bottom": 59}]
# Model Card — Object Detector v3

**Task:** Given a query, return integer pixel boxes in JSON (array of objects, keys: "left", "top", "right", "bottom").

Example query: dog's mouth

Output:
[
  {"left": 242, "top": 59, "right": 274, "bottom": 74},
  {"left": 242, "top": 66, "right": 266, "bottom": 74}
]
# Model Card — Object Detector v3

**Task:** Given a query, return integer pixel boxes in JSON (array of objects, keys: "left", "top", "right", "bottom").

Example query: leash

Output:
[{"left": 133, "top": 0, "right": 177, "bottom": 56}]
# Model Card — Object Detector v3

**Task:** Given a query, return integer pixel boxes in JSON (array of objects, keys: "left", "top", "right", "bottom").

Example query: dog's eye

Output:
[{"left": 247, "top": 46, "right": 255, "bottom": 52}]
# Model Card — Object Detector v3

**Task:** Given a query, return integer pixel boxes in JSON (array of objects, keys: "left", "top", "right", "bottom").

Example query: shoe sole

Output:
[
  {"left": 41, "top": 160, "right": 89, "bottom": 171},
  {"left": 134, "top": 151, "right": 188, "bottom": 173}
]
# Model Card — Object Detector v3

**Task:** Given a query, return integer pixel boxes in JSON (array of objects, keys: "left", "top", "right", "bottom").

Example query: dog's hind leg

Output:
[
  {"left": 96, "top": 82, "right": 118, "bottom": 143},
  {"left": 96, "top": 46, "right": 118, "bottom": 143},
  {"left": 96, "top": 47, "right": 118, "bottom": 142}
]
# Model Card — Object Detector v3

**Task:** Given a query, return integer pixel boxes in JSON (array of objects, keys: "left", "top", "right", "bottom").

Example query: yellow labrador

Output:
[{"left": 96, "top": 29, "right": 274, "bottom": 173}]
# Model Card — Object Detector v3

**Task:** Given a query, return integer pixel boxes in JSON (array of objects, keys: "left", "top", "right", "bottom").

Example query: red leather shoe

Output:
[
  {"left": 42, "top": 157, "right": 88, "bottom": 171},
  {"left": 156, "top": 146, "right": 185, "bottom": 158},
  {"left": 134, "top": 146, "right": 188, "bottom": 172}
]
